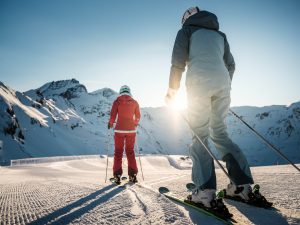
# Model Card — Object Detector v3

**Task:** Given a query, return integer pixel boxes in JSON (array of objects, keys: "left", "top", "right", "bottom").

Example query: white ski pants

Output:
[{"left": 187, "top": 87, "right": 254, "bottom": 189}]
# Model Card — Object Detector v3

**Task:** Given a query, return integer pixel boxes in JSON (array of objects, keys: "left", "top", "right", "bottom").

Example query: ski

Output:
[
  {"left": 159, "top": 187, "right": 234, "bottom": 225},
  {"left": 187, "top": 182, "right": 273, "bottom": 209}
]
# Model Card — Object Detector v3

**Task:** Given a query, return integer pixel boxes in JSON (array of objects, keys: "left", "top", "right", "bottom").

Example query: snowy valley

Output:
[{"left": 0, "top": 79, "right": 299, "bottom": 166}]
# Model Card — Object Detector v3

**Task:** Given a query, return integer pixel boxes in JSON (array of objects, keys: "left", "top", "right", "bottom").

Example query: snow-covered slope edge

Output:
[{"left": 0, "top": 79, "right": 299, "bottom": 166}]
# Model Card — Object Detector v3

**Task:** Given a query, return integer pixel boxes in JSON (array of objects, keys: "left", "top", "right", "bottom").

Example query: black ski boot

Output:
[
  {"left": 129, "top": 174, "right": 138, "bottom": 183},
  {"left": 113, "top": 175, "right": 121, "bottom": 185},
  {"left": 248, "top": 184, "right": 273, "bottom": 208}
]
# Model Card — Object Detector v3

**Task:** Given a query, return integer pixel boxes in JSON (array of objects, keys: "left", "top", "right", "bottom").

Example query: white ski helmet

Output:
[
  {"left": 119, "top": 85, "right": 131, "bottom": 95},
  {"left": 182, "top": 6, "right": 200, "bottom": 25}
]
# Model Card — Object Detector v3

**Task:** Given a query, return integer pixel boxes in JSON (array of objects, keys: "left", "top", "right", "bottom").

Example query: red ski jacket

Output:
[{"left": 108, "top": 94, "right": 141, "bottom": 132}]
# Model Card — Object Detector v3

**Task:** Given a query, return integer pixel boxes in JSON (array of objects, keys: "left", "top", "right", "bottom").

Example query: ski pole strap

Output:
[{"left": 229, "top": 109, "right": 300, "bottom": 173}]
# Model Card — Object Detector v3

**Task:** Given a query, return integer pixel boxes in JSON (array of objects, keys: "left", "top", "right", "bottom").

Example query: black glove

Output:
[{"left": 108, "top": 123, "right": 111, "bottom": 129}]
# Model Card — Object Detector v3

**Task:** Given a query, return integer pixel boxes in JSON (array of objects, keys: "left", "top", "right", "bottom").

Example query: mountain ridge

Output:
[{"left": 0, "top": 79, "right": 299, "bottom": 166}]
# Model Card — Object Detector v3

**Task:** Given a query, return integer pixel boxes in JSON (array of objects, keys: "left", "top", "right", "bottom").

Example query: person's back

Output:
[
  {"left": 189, "top": 30, "right": 230, "bottom": 89},
  {"left": 112, "top": 94, "right": 139, "bottom": 132},
  {"left": 183, "top": 12, "right": 231, "bottom": 92},
  {"left": 168, "top": 8, "right": 235, "bottom": 93}
]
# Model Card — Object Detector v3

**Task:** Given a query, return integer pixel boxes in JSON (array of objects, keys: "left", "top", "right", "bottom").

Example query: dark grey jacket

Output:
[{"left": 169, "top": 10, "right": 235, "bottom": 90}]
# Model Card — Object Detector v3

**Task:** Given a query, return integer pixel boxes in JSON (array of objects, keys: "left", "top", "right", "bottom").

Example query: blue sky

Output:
[{"left": 1, "top": 0, "right": 300, "bottom": 107}]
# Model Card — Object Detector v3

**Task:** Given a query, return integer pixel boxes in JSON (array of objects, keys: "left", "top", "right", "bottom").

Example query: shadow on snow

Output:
[
  {"left": 223, "top": 199, "right": 289, "bottom": 225},
  {"left": 28, "top": 184, "right": 123, "bottom": 225}
]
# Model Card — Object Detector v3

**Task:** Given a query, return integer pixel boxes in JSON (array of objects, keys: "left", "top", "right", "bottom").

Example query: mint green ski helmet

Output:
[{"left": 119, "top": 85, "right": 131, "bottom": 95}]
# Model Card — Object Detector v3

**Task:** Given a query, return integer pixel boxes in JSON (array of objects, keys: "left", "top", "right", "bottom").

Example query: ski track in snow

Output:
[{"left": 0, "top": 156, "right": 299, "bottom": 225}]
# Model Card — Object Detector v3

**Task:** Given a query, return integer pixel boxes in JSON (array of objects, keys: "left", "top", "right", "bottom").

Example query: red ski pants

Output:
[{"left": 113, "top": 132, "right": 138, "bottom": 176}]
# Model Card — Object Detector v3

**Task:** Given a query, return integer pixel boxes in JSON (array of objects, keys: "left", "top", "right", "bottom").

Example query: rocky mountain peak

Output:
[
  {"left": 36, "top": 79, "right": 87, "bottom": 99},
  {"left": 90, "top": 88, "right": 117, "bottom": 98}
]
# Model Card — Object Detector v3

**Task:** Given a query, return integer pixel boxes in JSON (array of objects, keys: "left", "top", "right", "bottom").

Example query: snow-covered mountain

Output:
[{"left": 0, "top": 79, "right": 299, "bottom": 166}]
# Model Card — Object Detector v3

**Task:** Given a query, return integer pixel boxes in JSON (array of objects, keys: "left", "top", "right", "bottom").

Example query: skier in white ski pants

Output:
[{"left": 165, "top": 7, "right": 254, "bottom": 205}]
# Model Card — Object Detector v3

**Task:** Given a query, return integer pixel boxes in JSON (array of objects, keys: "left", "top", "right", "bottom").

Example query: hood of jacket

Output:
[
  {"left": 183, "top": 10, "right": 219, "bottom": 31},
  {"left": 116, "top": 94, "right": 134, "bottom": 103}
]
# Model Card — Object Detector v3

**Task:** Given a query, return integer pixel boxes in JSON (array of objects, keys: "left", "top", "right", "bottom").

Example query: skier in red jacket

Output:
[{"left": 108, "top": 85, "right": 141, "bottom": 184}]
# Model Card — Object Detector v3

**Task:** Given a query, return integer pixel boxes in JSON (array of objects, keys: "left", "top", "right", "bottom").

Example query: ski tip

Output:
[{"left": 159, "top": 187, "right": 170, "bottom": 194}]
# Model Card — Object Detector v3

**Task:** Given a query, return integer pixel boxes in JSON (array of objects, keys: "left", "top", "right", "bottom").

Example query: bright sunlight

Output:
[{"left": 169, "top": 88, "right": 187, "bottom": 111}]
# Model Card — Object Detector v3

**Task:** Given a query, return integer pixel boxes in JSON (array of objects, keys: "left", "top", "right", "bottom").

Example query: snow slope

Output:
[
  {"left": 0, "top": 79, "right": 299, "bottom": 166},
  {"left": 0, "top": 156, "right": 299, "bottom": 225}
]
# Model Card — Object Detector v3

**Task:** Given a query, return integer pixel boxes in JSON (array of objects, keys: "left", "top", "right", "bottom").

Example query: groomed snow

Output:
[{"left": 0, "top": 156, "right": 299, "bottom": 224}]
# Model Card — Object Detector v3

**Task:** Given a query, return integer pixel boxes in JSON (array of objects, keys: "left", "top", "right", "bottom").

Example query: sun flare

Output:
[{"left": 169, "top": 90, "right": 187, "bottom": 111}]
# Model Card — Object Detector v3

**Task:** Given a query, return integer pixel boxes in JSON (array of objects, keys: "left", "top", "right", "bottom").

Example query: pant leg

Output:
[
  {"left": 113, "top": 132, "right": 125, "bottom": 176},
  {"left": 125, "top": 133, "right": 138, "bottom": 176},
  {"left": 210, "top": 89, "right": 254, "bottom": 185},
  {"left": 187, "top": 92, "right": 216, "bottom": 189}
]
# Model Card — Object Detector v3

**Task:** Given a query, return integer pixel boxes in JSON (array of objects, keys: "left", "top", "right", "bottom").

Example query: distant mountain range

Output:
[{"left": 0, "top": 79, "right": 299, "bottom": 166}]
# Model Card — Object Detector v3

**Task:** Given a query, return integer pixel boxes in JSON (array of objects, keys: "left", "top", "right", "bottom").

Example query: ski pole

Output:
[
  {"left": 104, "top": 131, "right": 111, "bottom": 183},
  {"left": 229, "top": 109, "right": 300, "bottom": 173},
  {"left": 135, "top": 131, "right": 145, "bottom": 181},
  {"left": 180, "top": 113, "right": 236, "bottom": 185}
]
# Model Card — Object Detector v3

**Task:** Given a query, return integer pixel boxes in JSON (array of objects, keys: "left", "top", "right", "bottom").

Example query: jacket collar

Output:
[{"left": 119, "top": 93, "right": 132, "bottom": 97}]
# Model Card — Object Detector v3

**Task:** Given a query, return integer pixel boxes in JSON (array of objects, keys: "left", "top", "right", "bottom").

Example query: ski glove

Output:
[
  {"left": 108, "top": 123, "right": 112, "bottom": 129},
  {"left": 165, "top": 88, "right": 178, "bottom": 106}
]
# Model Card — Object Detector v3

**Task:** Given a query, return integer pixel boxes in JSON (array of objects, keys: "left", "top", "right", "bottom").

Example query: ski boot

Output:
[
  {"left": 226, "top": 183, "right": 252, "bottom": 201},
  {"left": 129, "top": 174, "right": 138, "bottom": 183},
  {"left": 248, "top": 184, "right": 273, "bottom": 208},
  {"left": 221, "top": 183, "right": 273, "bottom": 208},
  {"left": 185, "top": 188, "right": 232, "bottom": 219},
  {"left": 112, "top": 175, "right": 121, "bottom": 185}
]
